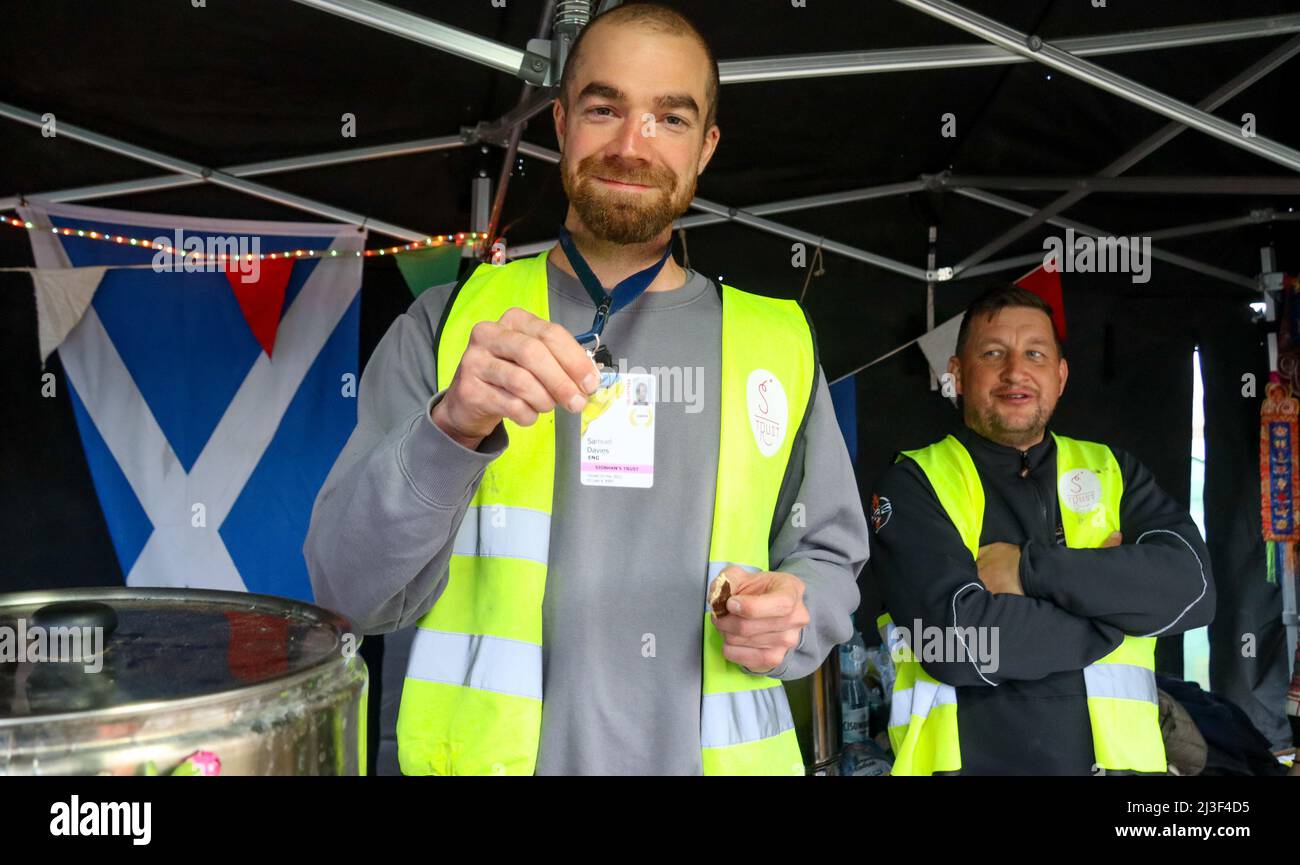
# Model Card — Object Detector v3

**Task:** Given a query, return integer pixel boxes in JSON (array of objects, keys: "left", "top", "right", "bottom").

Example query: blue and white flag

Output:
[{"left": 20, "top": 200, "right": 364, "bottom": 601}]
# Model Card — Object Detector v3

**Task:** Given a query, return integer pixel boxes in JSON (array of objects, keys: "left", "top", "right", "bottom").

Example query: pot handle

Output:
[{"left": 31, "top": 600, "right": 119, "bottom": 640}]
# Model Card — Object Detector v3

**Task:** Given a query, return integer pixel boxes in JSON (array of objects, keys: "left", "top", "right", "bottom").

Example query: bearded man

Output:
[{"left": 305, "top": 2, "right": 867, "bottom": 776}]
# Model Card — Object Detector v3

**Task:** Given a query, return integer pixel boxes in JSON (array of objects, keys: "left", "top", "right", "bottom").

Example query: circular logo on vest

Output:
[
  {"left": 871, "top": 494, "right": 892, "bottom": 532},
  {"left": 746, "top": 369, "right": 787, "bottom": 457},
  {"left": 1059, "top": 468, "right": 1103, "bottom": 514}
]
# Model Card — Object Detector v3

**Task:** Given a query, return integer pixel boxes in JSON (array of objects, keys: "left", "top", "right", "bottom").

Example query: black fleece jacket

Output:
[{"left": 870, "top": 423, "right": 1214, "bottom": 775}]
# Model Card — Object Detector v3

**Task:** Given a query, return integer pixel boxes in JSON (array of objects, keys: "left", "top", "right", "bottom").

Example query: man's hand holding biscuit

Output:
[{"left": 708, "top": 565, "right": 809, "bottom": 674}]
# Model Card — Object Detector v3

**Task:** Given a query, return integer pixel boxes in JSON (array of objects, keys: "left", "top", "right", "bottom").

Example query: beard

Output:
[
  {"left": 970, "top": 400, "right": 1050, "bottom": 448},
  {"left": 560, "top": 152, "right": 696, "bottom": 244}
]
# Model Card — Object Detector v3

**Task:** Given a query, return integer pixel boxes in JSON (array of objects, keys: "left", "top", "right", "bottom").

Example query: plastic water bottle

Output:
[
  {"left": 842, "top": 626, "right": 863, "bottom": 676},
  {"left": 840, "top": 740, "right": 892, "bottom": 776},
  {"left": 841, "top": 672, "right": 870, "bottom": 745},
  {"left": 840, "top": 629, "right": 870, "bottom": 745},
  {"left": 864, "top": 644, "right": 895, "bottom": 739}
]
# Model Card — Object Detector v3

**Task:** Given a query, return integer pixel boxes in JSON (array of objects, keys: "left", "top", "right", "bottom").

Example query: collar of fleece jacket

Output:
[{"left": 956, "top": 422, "right": 1057, "bottom": 478}]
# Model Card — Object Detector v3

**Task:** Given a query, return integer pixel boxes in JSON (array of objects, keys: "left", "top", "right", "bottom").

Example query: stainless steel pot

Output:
[{"left": 0, "top": 587, "right": 367, "bottom": 776}]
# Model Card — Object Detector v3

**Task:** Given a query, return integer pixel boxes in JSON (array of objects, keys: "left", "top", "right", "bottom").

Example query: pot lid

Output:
[{"left": 0, "top": 587, "right": 357, "bottom": 720}]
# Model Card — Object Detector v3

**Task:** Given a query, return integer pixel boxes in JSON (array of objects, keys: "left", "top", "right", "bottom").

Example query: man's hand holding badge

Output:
[
  {"left": 708, "top": 565, "right": 810, "bottom": 674},
  {"left": 434, "top": 227, "right": 673, "bottom": 451},
  {"left": 431, "top": 307, "right": 600, "bottom": 451}
]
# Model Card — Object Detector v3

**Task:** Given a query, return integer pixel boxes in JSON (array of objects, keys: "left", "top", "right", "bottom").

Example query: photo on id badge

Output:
[{"left": 581, "top": 372, "right": 656, "bottom": 488}]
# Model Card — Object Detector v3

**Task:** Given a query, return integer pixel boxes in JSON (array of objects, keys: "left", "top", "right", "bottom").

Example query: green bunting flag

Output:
[{"left": 395, "top": 245, "right": 463, "bottom": 298}]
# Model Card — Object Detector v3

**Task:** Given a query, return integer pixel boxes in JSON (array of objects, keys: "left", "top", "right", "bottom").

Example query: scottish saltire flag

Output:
[{"left": 20, "top": 200, "right": 364, "bottom": 601}]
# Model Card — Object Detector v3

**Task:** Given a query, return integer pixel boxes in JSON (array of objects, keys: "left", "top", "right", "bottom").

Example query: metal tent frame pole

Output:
[
  {"left": 723, "top": 15, "right": 1300, "bottom": 83},
  {"left": 0, "top": 101, "right": 431, "bottom": 242},
  {"left": 687, "top": 195, "right": 928, "bottom": 280},
  {"left": 472, "top": 89, "right": 557, "bottom": 146},
  {"left": 0, "top": 135, "right": 468, "bottom": 213},
  {"left": 893, "top": 0, "right": 1300, "bottom": 174},
  {"left": 955, "top": 252, "right": 1046, "bottom": 281},
  {"left": 959, "top": 210, "right": 1300, "bottom": 280},
  {"left": 675, "top": 181, "right": 926, "bottom": 229},
  {"left": 1144, "top": 209, "right": 1300, "bottom": 242},
  {"left": 953, "top": 187, "right": 1258, "bottom": 289},
  {"left": 485, "top": 0, "right": 560, "bottom": 249},
  {"left": 288, "top": 0, "right": 525, "bottom": 75},
  {"left": 952, "top": 33, "right": 1300, "bottom": 274},
  {"left": 288, "top": 0, "right": 1300, "bottom": 83},
  {"left": 934, "top": 174, "right": 1300, "bottom": 196}
]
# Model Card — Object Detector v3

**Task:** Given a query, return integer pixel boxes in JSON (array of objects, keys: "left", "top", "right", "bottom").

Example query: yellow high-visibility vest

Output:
[
  {"left": 396, "top": 251, "right": 815, "bottom": 775},
  {"left": 881, "top": 433, "right": 1167, "bottom": 775}
]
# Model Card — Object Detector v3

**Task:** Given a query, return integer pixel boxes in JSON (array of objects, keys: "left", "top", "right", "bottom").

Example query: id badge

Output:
[{"left": 580, "top": 372, "right": 655, "bottom": 488}]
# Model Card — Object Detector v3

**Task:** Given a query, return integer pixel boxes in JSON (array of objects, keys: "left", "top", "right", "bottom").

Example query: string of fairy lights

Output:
[{"left": 0, "top": 214, "right": 489, "bottom": 265}]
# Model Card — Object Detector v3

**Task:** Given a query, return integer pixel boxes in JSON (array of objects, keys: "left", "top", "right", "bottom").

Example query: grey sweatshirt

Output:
[{"left": 305, "top": 256, "right": 868, "bottom": 775}]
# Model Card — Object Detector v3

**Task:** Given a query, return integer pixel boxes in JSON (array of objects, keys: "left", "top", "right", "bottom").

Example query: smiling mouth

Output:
[
  {"left": 995, "top": 391, "right": 1036, "bottom": 404},
  {"left": 593, "top": 176, "right": 653, "bottom": 191}
]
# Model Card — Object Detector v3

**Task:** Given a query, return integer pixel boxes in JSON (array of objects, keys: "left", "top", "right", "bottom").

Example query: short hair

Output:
[
  {"left": 558, "top": 2, "right": 720, "bottom": 130},
  {"left": 955, "top": 282, "right": 1063, "bottom": 356}
]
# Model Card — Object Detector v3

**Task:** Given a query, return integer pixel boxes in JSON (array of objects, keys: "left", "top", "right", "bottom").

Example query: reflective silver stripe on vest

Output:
[
  {"left": 701, "top": 686, "right": 795, "bottom": 748},
  {"left": 888, "top": 678, "right": 958, "bottom": 730},
  {"left": 453, "top": 506, "right": 551, "bottom": 564},
  {"left": 406, "top": 628, "right": 543, "bottom": 701},
  {"left": 1083, "top": 663, "right": 1158, "bottom": 705},
  {"left": 704, "top": 561, "right": 760, "bottom": 613}
]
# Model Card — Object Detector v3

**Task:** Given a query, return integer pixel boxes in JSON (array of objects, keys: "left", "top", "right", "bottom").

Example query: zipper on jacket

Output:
[{"left": 1020, "top": 449, "right": 1050, "bottom": 530}]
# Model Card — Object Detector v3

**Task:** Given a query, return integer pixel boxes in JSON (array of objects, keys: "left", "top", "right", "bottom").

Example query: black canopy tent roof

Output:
[
  {"left": 2, "top": 1, "right": 1298, "bottom": 308},
  {"left": 2, "top": 0, "right": 1299, "bottom": 750},
  {"left": 4, "top": 0, "right": 1296, "bottom": 483}
]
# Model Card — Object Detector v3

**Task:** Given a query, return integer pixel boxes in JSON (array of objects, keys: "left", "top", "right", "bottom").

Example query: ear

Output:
[
  {"left": 553, "top": 97, "right": 566, "bottom": 150},
  {"left": 947, "top": 355, "right": 963, "bottom": 395},
  {"left": 1057, "top": 356, "right": 1069, "bottom": 397},
  {"left": 697, "top": 124, "right": 721, "bottom": 175}
]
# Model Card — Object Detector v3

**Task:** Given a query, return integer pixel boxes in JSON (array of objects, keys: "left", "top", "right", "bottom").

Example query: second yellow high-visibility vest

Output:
[
  {"left": 881, "top": 433, "right": 1167, "bottom": 776},
  {"left": 396, "top": 251, "right": 816, "bottom": 775}
]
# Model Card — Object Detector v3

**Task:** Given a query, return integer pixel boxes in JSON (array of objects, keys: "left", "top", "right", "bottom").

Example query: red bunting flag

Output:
[
  {"left": 1015, "top": 264, "right": 1067, "bottom": 342},
  {"left": 223, "top": 257, "right": 294, "bottom": 357}
]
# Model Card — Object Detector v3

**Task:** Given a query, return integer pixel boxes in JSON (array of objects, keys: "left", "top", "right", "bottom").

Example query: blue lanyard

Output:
[{"left": 558, "top": 225, "right": 674, "bottom": 346}]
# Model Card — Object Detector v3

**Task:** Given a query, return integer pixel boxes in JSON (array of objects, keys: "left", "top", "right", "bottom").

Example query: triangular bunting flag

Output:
[
  {"left": 918, "top": 312, "right": 964, "bottom": 404},
  {"left": 224, "top": 257, "right": 294, "bottom": 357},
  {"left": 1015, "top": 263, "right": 1067, "bottom": 341},
  {"left": 395, "top": 245, "right": 463, "bottom": 298},
  {"left": 31, "top": 265, "right": 108, "bottom": 365}
]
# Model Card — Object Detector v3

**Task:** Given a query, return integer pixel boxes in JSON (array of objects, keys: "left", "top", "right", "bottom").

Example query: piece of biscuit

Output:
[{"left": 709, "top": 574, "right": 732, "bottom": 618}]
